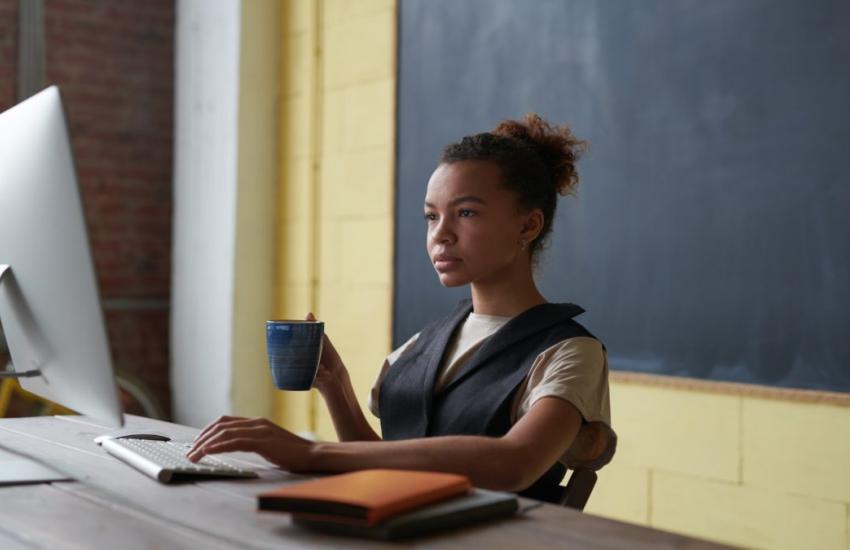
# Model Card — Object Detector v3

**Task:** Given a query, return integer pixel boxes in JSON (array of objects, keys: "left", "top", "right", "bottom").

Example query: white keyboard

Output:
[{"left": 98, "top": 437, "right": 259, "bottom": 483}]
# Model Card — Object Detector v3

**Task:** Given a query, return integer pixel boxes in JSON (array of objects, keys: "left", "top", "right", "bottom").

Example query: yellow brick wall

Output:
[
  {"left": 273, "top": 4, "right": 850, "bottom": 549},
  {"left": 231, "top": 0, "right": 279, "bottom": 419},
  {"left": 275, "top": 0, "right": 395, "bottom": 438},
  {"left": 585, "top": 379, "right": 850, "bottom": 550}
]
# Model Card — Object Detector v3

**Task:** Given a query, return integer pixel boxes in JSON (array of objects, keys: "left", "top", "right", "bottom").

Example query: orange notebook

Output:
[{"left": 257, "top": 469, "right": 472, "bottom": 526}]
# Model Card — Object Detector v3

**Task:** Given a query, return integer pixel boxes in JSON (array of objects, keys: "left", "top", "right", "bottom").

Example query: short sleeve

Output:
[
  {"left": 511, "top": 336, "right": 614, "bottom": 468},
  {"left": 367, "top": 332, "right": 420, "bottom": 418}
]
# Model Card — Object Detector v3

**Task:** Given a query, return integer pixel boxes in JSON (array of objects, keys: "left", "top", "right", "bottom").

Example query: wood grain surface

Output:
[{"left": 0, "top": 414, "right": 737, "bottom": 549}]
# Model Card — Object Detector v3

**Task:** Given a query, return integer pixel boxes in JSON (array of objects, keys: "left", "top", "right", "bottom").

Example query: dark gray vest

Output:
[{"left": 379, "top": 298, "right": 598, "bottom": 503}]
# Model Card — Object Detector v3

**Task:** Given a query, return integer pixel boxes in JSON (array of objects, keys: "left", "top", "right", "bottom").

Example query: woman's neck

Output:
[{"left": 469, "top": 263, "right": 547, "bottom": 317}]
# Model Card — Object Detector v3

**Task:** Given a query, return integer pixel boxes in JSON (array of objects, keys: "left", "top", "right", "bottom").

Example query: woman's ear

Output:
[{"left": 519, "top": 208, "right": 545, "bottom": 243}]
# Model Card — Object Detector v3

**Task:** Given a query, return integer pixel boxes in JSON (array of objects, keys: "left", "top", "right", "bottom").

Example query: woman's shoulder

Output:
[
  {"left": 519, "top": 336, "right": 609, "bottom": 415},
  {"left": 540, "top": 335, "right": 605, "bottom": 363},
  {"left": 532, "top": 336, "right": 607, "bottom": 383}
]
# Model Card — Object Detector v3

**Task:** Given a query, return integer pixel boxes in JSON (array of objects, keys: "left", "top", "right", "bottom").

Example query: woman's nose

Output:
[{"left": 430, "top": 217, "right": 455, "bottom": 244}]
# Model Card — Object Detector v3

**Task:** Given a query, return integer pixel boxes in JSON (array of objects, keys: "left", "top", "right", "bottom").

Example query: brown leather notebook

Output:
[{"left": 257, "top": 469, "right": 472, "bottom": 526}]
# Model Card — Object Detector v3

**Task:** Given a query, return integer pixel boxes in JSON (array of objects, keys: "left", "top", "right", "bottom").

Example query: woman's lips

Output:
[{"left": 434, "top": 256, "right": 462, "bottom": 270}]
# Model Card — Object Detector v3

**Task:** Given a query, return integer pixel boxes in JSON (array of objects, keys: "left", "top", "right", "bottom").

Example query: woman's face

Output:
[{"left": 423, "top": 160, "right": 540, "bottom": 287}]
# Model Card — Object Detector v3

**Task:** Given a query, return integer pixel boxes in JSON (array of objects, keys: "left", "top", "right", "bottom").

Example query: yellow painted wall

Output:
[
  {"left": 272, "top": 3, "right": 850, "bottom": 549},
  {"left": 586, "top": 379, "right": 850, "bottom": 550},
  {"left": 231, "top": 0, "right": 279, "bottom": 418},
  {"left": 275, "top": 0, "right": 395, "bottom": 439}
]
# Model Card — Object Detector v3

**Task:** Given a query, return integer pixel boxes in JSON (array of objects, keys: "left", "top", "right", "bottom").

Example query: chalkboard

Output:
[{"left": 393, "top": 0, "right": 850, "bottom": 393}]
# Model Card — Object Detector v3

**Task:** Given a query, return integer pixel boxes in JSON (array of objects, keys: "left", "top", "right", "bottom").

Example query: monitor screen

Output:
[{"left": 0, "top": 86, "right": 123, "bottom": 427}]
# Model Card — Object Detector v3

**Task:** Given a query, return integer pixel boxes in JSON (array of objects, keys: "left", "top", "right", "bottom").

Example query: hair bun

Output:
[{"left": 492, "top": 113, "right": 586, "bottom": 196}]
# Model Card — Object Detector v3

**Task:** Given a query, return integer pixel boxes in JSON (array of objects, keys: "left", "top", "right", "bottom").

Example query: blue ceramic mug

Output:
[{"left": 266, "top": 320, "right": 324, "bottom": 391}]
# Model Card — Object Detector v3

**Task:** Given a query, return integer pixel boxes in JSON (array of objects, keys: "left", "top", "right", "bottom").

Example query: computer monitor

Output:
[{"left": 0, "top": 86, "right": 124, "bottom": 427}]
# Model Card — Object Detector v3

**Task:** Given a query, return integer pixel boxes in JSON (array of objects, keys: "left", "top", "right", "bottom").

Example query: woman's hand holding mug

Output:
[{"left": 305, "top": 312, "right": 348, "bottom": 396}]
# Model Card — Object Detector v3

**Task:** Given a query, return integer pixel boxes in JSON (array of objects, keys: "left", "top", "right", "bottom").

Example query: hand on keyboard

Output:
[{"left": 187, "top": 415, "right": 316, "bottom": 473}]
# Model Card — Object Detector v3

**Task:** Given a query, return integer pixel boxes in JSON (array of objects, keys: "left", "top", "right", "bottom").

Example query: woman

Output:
[{"left": 188, "top": 114, "right": 615, "bottom": 504}]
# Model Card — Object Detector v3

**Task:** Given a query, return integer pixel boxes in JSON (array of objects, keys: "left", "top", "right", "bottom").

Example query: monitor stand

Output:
[
  {"left": 0, "top": 264, "right": 71, "bottom": 485},
  {"left": 0, "top": 265, "right": 43, "bottom": 379},
  {"left": 0, "top": 448, "right": 73, "bottom": 486}
]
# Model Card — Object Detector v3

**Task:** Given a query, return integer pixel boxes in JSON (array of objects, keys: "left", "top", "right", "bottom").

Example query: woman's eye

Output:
[
  {"left": 424, "top": 213, "right": 436, "bottom": 221},
  {"left": 459, "top": 209, "right": 475, "bottom": 217}
]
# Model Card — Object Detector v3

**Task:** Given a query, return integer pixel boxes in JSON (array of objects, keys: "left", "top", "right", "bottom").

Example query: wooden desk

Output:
[{"left": 0, "top": 414, "right": 733, "bottom": 549}]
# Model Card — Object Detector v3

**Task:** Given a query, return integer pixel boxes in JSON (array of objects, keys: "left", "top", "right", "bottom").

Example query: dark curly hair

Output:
[{"left": 440, "top": 113, "right": 586, "bottom": 269}]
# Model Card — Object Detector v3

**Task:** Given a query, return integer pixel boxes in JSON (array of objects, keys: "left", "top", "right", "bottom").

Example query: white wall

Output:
[
  {"left": 171, "top": 0, "right": 279, "bottom": 427},
  {"left": 171, "top": 0, "right": 241, "bottom": 427}
]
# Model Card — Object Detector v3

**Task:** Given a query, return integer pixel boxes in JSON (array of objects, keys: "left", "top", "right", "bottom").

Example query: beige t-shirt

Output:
[{"left": 368, "top": 311, "right": 612, "bottom": 466}]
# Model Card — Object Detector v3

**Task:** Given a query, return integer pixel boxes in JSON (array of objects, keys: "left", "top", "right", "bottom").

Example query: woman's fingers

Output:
[
  {"left": 186, "top": 420, "right": 312, "bottom": 470},
  {"left": 320, "top": 334, "right": 342, "bottom": 370},
  {"left": 193, "top": 437, "right": 262, "bottom": 462},
  {"left": 304, "top": 312, "right": 336, "bottom": 357},
  {"left": 303, "top": 312, "right": 345, "bottom": 391},
  {"left": 190, "top": 417, "right": 265, "bottom": 452},
  {"left": 187, "top": 423, "right": 270, "bottom": 461},
  {"left": 189, "top": 437, "right": 263, "bottom": 461},
  {"left": 192, "top": 415, "right": 251, "bottom": 445},
  {"left": 193, "top": 417, "right": 266, "bottom": 448},
  {"left": 192, "top": 415, "right": 246, "bottom": 443}
]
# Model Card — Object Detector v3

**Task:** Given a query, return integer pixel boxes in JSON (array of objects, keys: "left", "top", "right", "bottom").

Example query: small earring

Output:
[{"left": 519, "top": 239, "right": 527, "bottom": 250}]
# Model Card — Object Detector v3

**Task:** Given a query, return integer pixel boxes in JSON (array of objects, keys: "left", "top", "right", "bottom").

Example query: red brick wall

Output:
[
  {"left": 2, "top": 0, "right": 175, "bottom": 418},
  {"left": 0, "top": 0, "right": 15, "bottom": 112},
  {"left": 48, "top": 0, "right": 174, "bottom": 418},
  {"left": 0, "top": 0, "right": 16, "bottom": 385}
]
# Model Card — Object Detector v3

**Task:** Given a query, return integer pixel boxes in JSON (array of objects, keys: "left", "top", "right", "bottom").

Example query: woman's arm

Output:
[
  {"left": 313, "top": 396, "right": 582, "bottom": 490},
  {"left": 306, "top": 312, "right": 381, "bottom": 442},
  {"left": 187, "top": 396, "right": 582, "bottom": 492},
  {"left": 317, "top": 366, "right": 381, "bottom": 442}
]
